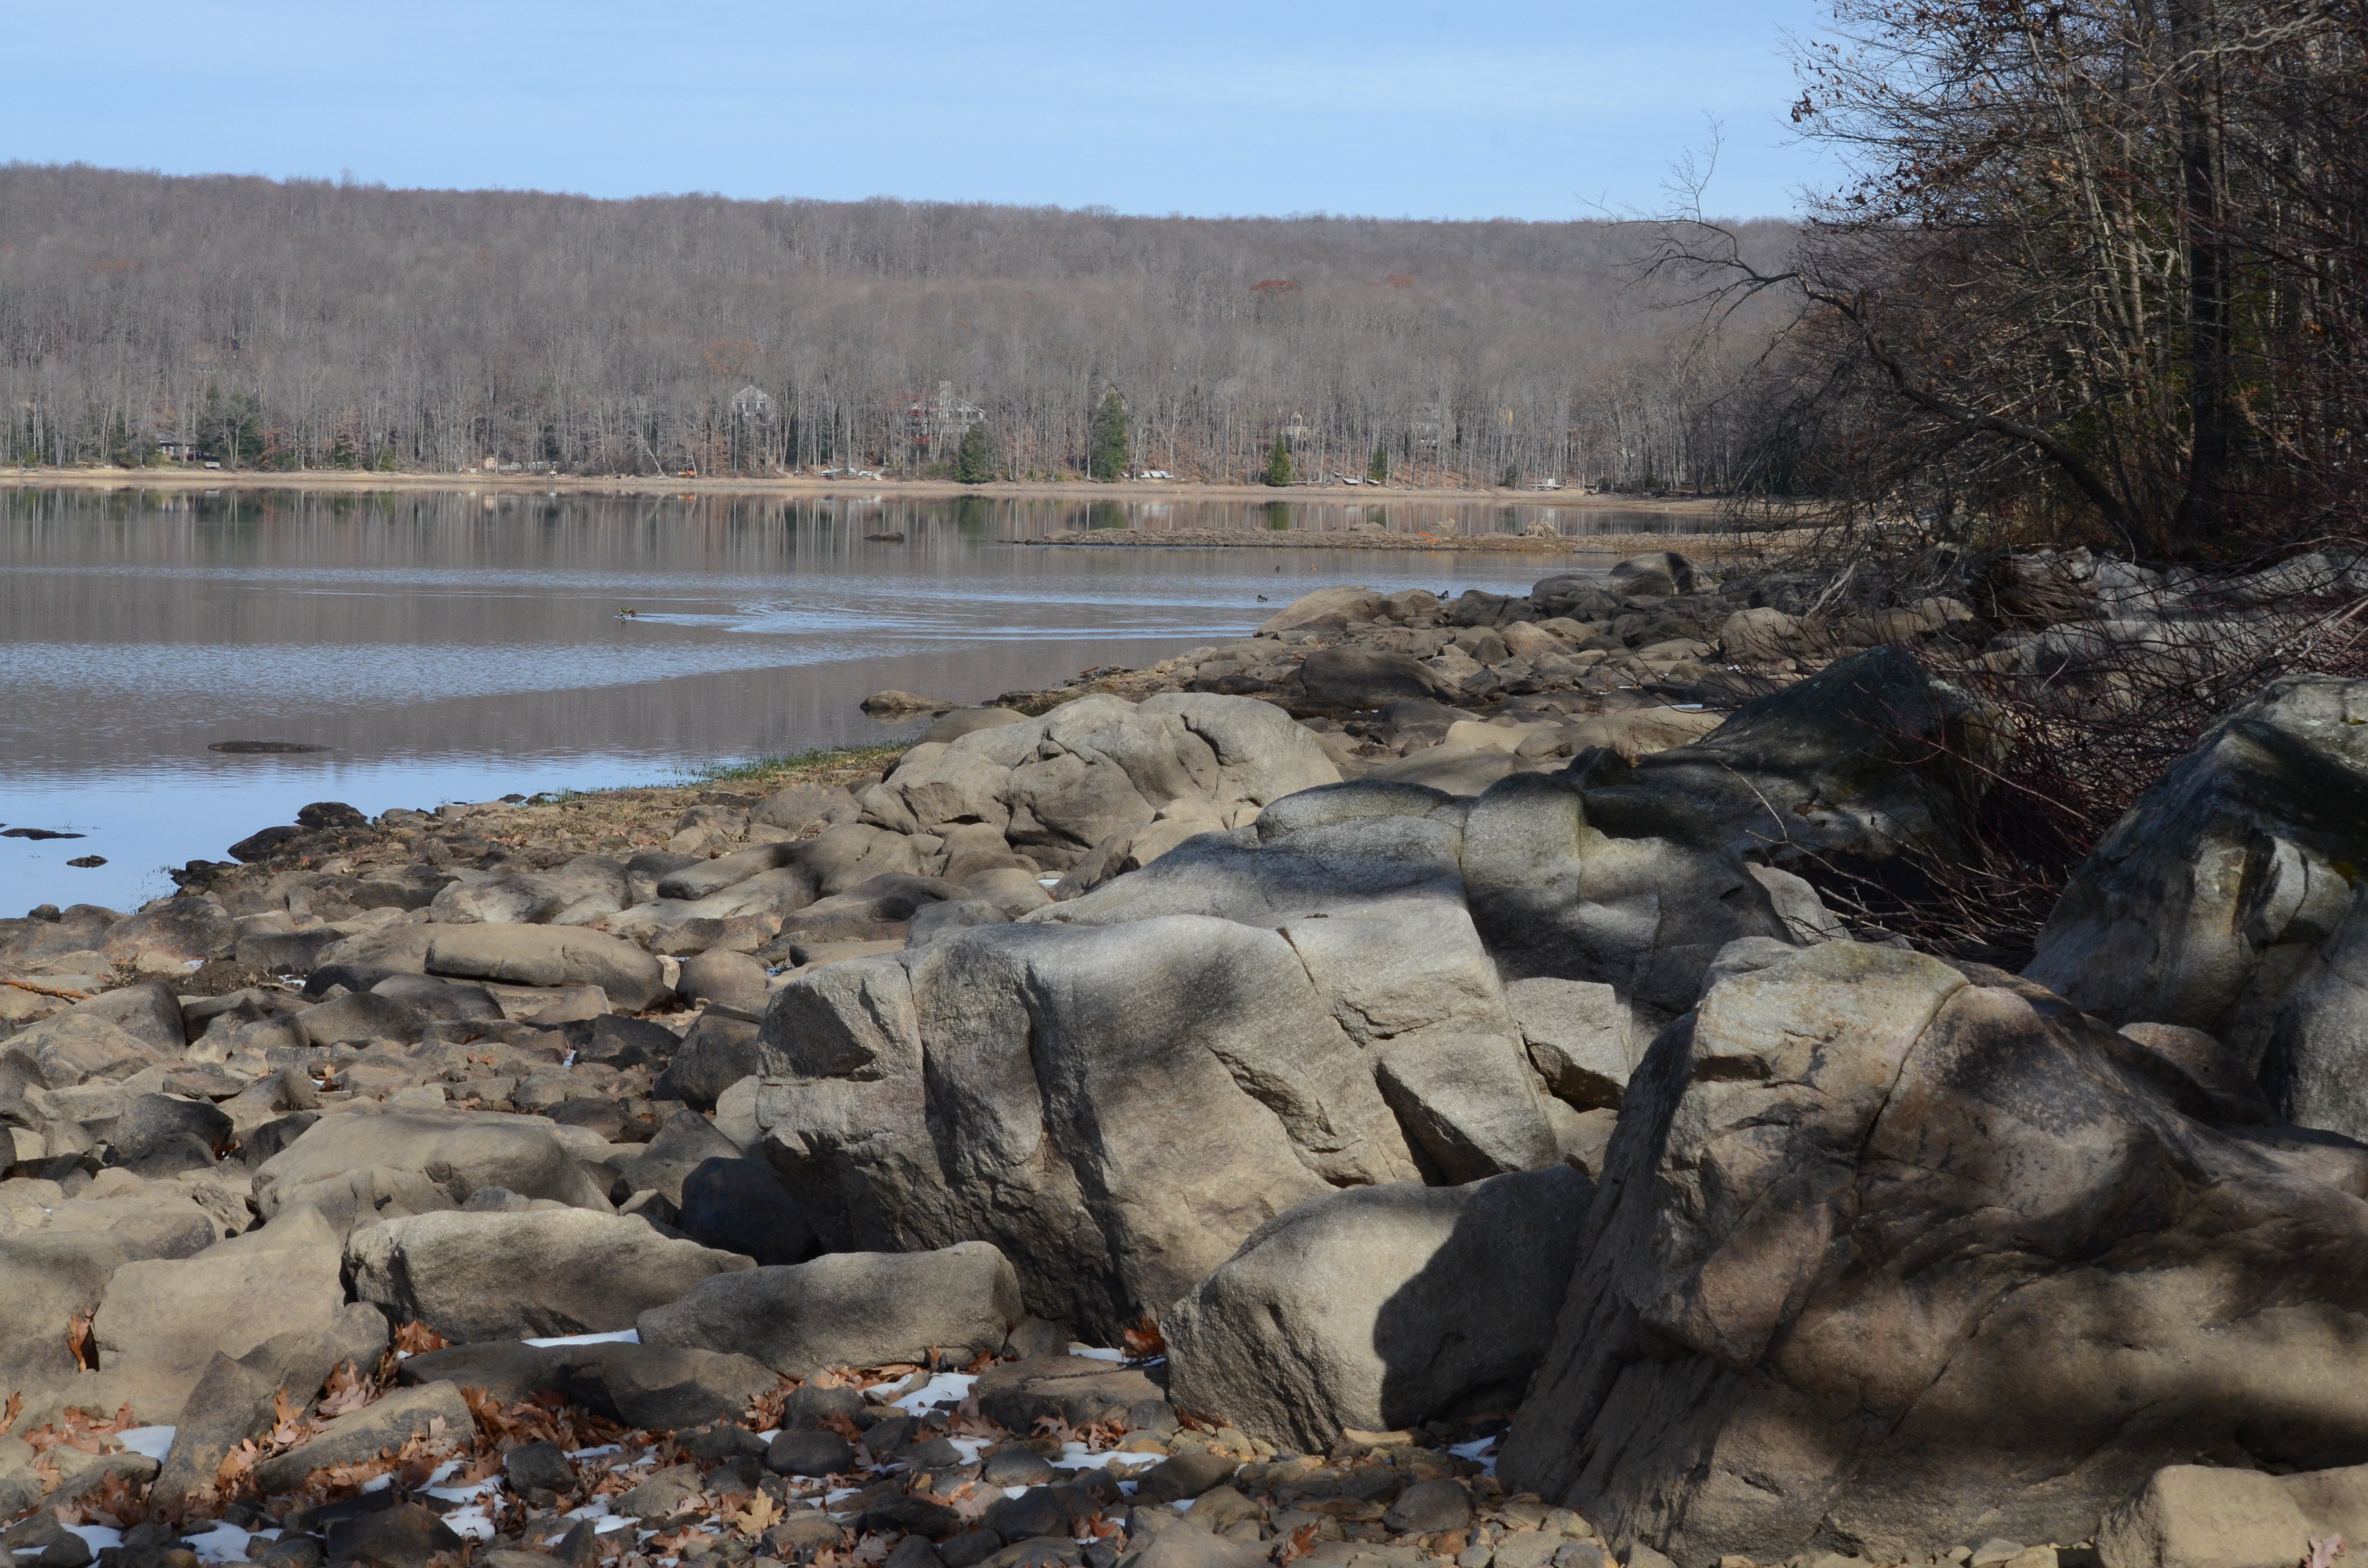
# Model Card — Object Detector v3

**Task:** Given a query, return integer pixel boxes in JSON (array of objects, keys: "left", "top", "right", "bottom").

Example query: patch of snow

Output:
[
  {"left": 442, "top": 1507, "right": 497, "bottom": 1542},
  {"left": 359, "top": 1475, "right": 395, "bottom": 1494},
  {"left": 567, "top": 1443, "right": 622, "bottom": 1460},
  {"left": 1049, "top": 1445, "right": 1127, "bottom": 1471},
  {"left": 890, "top": 1372, "right": 977, "bottom": 1416},
  {"left": 114, "top": 1426, "right": 175, "bottom": 1461},
  {"left": 944, "top": 1436, "right": 991, "bottom": 1464},
  {"left": 1065, "top": 1344, "right": 1124, "bottom": 1362},
  {"left": 592, "top": 1519, "right": 631, "bottom": 1535},
  {"left": 825, "top": 1487, "right": 862, "bottom": 1506},
  {"left": 525, "top": 1329, "right": 639, "bottom": 1348},
  {"left": 182, "top": 1524, "right": 252, "bottom": 1563},
  {"left": 1168, "top": 1499, "right": 1195, "bottom": 1512},
  {"left": 1448, "top": 1436, "right": 1499, "bottom": 1476},
  {"left": 562, "top": 1500, "right": 613, "bottom": 1523},
  {"left": 424, "top": 1459, "right": 465, "bottom": 1487},
  {"left": 1002, "top": 1487, "right": 1031, "bottom": 1500},
  {"left": 1117, "top": 1481, "right": 1139, "bottom": 1498},
  {"left": 425, "top": 1480, "right": 499, "bottom": 1504}
]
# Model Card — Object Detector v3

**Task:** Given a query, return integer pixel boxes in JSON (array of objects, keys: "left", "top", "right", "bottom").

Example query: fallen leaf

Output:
[{"left": 729, "top": 1491, "right": 783, "bottom": 1537}]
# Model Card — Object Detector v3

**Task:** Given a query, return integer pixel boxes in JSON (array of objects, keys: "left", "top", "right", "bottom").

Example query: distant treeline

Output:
[{"left": 0, "top": 165, "right": 1790, "bottom": 488}]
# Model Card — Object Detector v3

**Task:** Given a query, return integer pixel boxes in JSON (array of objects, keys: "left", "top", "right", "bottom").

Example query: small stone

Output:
[
  {"left": 766, "top": 1429, "right": 854, "bottom": 1478},
  {"left": 1384, "top": 1480, "right": 1473, "bottom": 1535},
  {"left": 504, "top": 1440, "right": 578, "bottom": 1497},
  {"left": 322, "top": 1502, "right": 464, "bottom": 1568},
  {"left": 887, "top": 1539, "right": 948, "bottom": 1568},
  {"left": 1136, "top": 1452, "right": 1238, "bottom": 1505},
  {"left": 1458, "top": 1550, "right": 1495, "bottom": 1568},
  {"left": 1968, "top": 1544, "right": 2026, "bottom": 1568},
  {"left": 983, "top": 1448, "right": 1059, "bottom": 1488}
]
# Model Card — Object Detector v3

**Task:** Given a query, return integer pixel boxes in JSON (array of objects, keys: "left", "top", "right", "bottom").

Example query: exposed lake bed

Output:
[{"left": 0, "top": 488, "right": 1611, "bottom": 909}]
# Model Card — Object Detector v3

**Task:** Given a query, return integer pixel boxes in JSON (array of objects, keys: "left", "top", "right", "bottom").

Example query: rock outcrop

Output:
[
  {"left": 2027, "top": 675, "right": 2368, "bottom": 1137},
  {"left": 1501, "top": 939, "right": 2368, "bottom": 1566}
]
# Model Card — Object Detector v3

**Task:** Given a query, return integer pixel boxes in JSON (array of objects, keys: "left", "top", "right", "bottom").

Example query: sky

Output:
[{"left": 2, "top": 0, "right": 1834, "bottom": 221}]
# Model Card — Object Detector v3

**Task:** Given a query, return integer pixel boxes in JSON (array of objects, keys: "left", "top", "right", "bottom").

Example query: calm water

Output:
[{"left": 0, "top": 489, "right": 1660, "bottom": 911}]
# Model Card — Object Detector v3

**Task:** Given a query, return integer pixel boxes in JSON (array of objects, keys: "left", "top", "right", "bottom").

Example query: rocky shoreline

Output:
[{"left": 9, "top": 545, "right": 2368, "bottom": 1568}]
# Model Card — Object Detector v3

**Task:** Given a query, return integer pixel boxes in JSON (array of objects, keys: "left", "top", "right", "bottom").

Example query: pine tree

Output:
[
  {"left": 1264, "top": 435, "right": 1293, "bottom": 487},
  {"left": 1087, "top": 392, "right": 1128, "bottom": 480},
  {"left": 955, "top": 420, "right": 996, "bottom": 484},
  {"left": 1367, "top": 442, "right": 1389, "bottom": 484}
]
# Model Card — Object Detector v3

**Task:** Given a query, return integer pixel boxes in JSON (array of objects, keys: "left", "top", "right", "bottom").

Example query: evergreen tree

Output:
[
  {"left": 1087, "top": 392, "right": 1128, "bottom": 480},
  {"left": 954, "top": 419, "right": 996, "bottom": 484},
  {"left": 1264, "top": 435, "right": 1292, "bottom": 487},
  {"left": 1367, "top": 442, "right": 1389, "bottom": 484}
]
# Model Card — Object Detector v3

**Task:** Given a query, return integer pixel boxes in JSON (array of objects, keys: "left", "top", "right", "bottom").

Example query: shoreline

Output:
[{"left": 0, "top": 464, "right": 1730, "bottom": 513}]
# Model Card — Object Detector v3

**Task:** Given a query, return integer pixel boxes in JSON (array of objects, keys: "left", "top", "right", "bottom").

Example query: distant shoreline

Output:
[{"left": 0, "top": 465, "right": 1728, "bottom": 513}]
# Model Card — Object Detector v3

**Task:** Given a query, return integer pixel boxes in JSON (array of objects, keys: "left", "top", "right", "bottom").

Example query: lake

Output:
[{"left": 0, "top": 488, "right": 1661, "bottom": 911}]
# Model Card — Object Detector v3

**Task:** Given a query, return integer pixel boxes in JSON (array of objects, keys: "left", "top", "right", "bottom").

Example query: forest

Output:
[{"left": 0, "top": 166, "right": 1788, "bottom": 489}]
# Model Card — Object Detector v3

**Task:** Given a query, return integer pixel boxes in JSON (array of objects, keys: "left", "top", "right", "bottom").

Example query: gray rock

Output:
[
  {"left": 296, "top": 991, "right": 428, "bottom": 1047},
  {"left": 1499, "top": 941, "right": 2368, "bottom": 1565},
  {"left": 1164, "top": 1167, "right": 1593, "bottom": 1452},
  {"left": 909, "top": 898, "right": 1011, "bottom": 948},
  {"left": 345, "top": 1207, "right": 753, "bottom": 1341},
  {"left": 551, "top": 1343, "right": 779, "bottom": 1430},
  {"left": 617, "top": 1109, "right": 744, "bottom": 1203},
  {"left": 1252, "top": 780, "right": 1454, "bottom": 842},
  {"left": 503, "top": 1439, "right": 577, "bottom": 1495},
  {"left": 253, "top": 1108, "right": 615, "bottom": 1220},
  {"left": 1630, "top": 646, "right": 1996, "bottom": 866},
  {"left": 91, "top": 1206, "right": 348, "bottom": 1418},
  {"left": 652, "top": 1012, "right": 762, "bottom": 1110},
  {"left": 613, "top": 1461, "right": 703, "bottom": 1521},
  {"left": 308, "top": 923, "right": 670, "bottom": 1011},
  {"left": 638, "top": 1241, "right": 1023, "bottom": 1376},
  {"left": 148, "top": 1352, "right": 276, "bottom": 1504},
  {"left": 253, "top": 1379, "right": 474, "bottom": 1493},
  {"left": 677, "top": 1155, "right": 818, "bottom": 1266},
  {"left": 677, "top": 950, "right": 771, "bottom": 1010},
  {"left": 757, "top": 918, "right": 1414, "bottom": 1340},
  {"left": 370, "top": 973, "right": 504, "bottom": 1023},
  {"left": 1373, "top": 1035, "right": 1562, "bottom": 1182},
  {"left": 1384, "top": 1479, "right": 1473, "bottom": 1534},
  {"left": 323, "top": 1502, "right": 462, "bottom": 1568},
  {"left": 1296, "top": 649, "right": 1457, "bottom": 711},
  {"left": 2026, "top": 676, "right": 2368, "bottom": 1137},
  {"left": 1133, "top": 1453, "right": 1238, "bottom": 1505},
  {"left": 870, "top": 693, "right": 1339, "bottom": 868},
  {"left": 0, "top": 1207, "right": 216, "bottom": 1397},
  {"left": 106, "top": 1093, "right": 234, "bottom": 1175},
  {"left": 2096, "top": 1466, "right": 2312, "bottom": 1568},
  {"left": 1461, "top": 770, "right": 1793, "bottom": 1012},
  {"left": 1505, "top": 978, "right": 1636, "bottom": 1110},
  {"left": 658, "top": 843, "right": 809, "bottom": 902},
  {"left": 752, "top": 783, "right": 857, "bottom": 833},
  {"left": 767, "top": 1429, "right": 854, "bottom": 1478},
  {"left": 974, "top": 1356, "right": 1165, "bottom": 1432},
  {"left": 101, "top": 898, "right": 236, "bottom": 965}
]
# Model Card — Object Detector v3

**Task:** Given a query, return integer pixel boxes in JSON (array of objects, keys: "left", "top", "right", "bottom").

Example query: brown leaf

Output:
[
  {"left": 393, "top": 1321, "right": 451, "bottom": 1356},
  {"left": 65, "top": 1314, "right": 98, "bottom": 1372},
  {"left": 729, "top": 1491, "right": 783, "bottom": 1537},
  {"left": 317, "top": 1360, "right": 379, "bottom": 1419},
  {"left": 0, "top": 1391, "right": 20, "bottom": 1438},
  {"left": 1121, "top": 1314, "right": 1166, "bottom": 1361}
]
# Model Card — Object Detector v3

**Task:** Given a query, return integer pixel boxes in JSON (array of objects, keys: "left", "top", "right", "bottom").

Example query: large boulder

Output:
[
  {"left": 636, "top": 1241, "right": 1023, "bottom": 1376},
  {"left": 1630, "top": 647, "right": 1998, "bottom": 866},
  {"left": 100, "top": 897, "right": 236, "bottom": 965},
  {"left": 0, "top": 981, "right": 185, "bottom": 1098},
  {"left": 0, "top": 1200, "right": 216, "bottom": 1397},
  {"left": 756, "top": 918, "right": 1419, "bottom": 1339},
  {"left": 90, "top": 1206, "right": 348, "bottom": 1416},
  {"left": 2026, "top": 675, "right": 2368, "bottom": 1134},
  {"left": 317, "top": 925, "right": 667, "bottom": 1010},
  {"left": 1501, "top": 940, "right": 2368, "bottom": 1567},
  {"left": 1461, "top": 770, "right": 1795, "bottom": 1017},
  {"left": 252, "top": 1109, "right": 615, "bottom": 1222},
  {"left": 1165, "top": 1166, "right": 1594, "bottom": 1451},
  {"left": 345, "top": 1208, "right": 755, "bottom": 1342},
  {"left": 863, "top": 692, "right": 1339, "bottom": 869}
]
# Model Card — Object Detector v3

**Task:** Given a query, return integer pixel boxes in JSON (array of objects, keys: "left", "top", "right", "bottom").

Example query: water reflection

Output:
[{"left": 0, "top": 488, "right": 1615, "bottom": 909}]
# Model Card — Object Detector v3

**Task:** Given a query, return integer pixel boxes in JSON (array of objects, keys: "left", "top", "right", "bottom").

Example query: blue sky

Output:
[{"left": 4, "top": 0, "right": 1832, "bottom": 220}]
